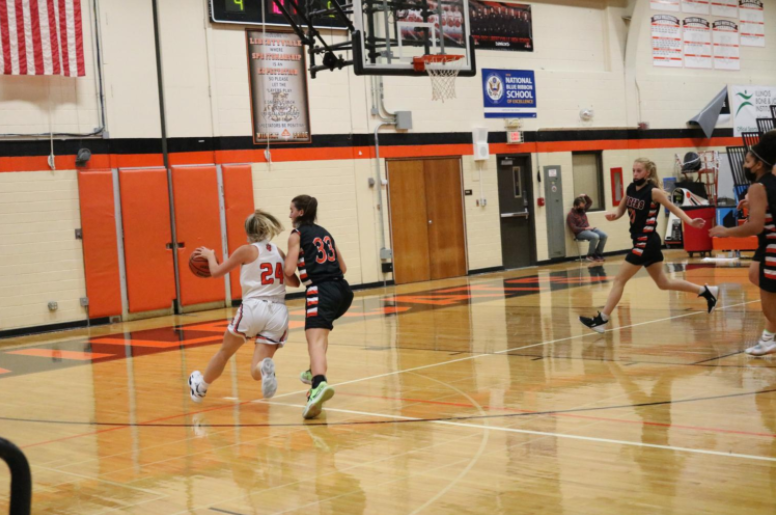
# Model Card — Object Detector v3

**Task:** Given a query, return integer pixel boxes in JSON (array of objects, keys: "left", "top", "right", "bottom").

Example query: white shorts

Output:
[{"left": 227, "top": 298, "right": 289, "bottom": 346}]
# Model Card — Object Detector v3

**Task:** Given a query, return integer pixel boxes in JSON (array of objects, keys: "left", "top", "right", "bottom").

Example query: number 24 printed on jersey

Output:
[{"left": 260, "top": 262, "right": 285, "bottom": 285}]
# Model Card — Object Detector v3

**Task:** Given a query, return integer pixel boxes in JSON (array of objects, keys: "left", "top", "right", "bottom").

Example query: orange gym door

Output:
[{"left": 387, "top": 158, "right": 467, "bottom": 284}]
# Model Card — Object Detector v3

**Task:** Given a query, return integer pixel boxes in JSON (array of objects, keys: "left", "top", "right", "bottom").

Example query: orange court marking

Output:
[
  {"left": 177, "top": 321, "right": 230, "bottom": 333},
  {"left": 90, "top": 336, "right": 222, "bottom": 348},
  {"left": 8, "top": 349, "right": 114, "bottom": 360}
]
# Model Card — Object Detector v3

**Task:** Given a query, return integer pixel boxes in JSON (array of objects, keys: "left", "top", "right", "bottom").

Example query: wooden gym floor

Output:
[{"left": 1, "top": 250, "right": 775, "bottom": 515}]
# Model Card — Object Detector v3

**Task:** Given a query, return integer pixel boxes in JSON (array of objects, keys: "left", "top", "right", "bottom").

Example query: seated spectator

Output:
[{"left": 567, "top": 194, "right": 607, "bottom": 262}]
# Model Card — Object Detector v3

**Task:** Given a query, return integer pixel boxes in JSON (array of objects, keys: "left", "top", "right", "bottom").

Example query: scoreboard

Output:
[{"left": 209, "top": 0, "right": 348, "bottom": 29}]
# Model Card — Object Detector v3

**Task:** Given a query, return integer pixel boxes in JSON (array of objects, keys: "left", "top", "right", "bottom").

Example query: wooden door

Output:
[
  {"left": 387, "top": 160, "right": 431, "bottom": 284},
  {"left": 388, "top": 158, "right": 467, "bottom": 285},
  {"left": 425, "top": 158, "right": 467, "bottom": 280}
]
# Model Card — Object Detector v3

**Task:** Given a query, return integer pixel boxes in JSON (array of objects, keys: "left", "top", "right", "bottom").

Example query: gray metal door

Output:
[
  {"left": 543, "top": 165, "right": 565, "bottom": 259},
  {"left": 497, "top": 156, "right": 534, "bottom": 269}
]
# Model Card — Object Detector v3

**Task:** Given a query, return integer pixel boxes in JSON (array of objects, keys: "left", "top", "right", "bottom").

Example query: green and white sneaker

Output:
[
  {"left": 299, "top": 369, "right": 313, "bottom": 385},
  {"left": 303, "top": 381, "right": 335, "bottom": 419}
]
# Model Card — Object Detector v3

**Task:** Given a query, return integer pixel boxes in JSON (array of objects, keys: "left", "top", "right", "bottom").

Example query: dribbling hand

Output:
[
  {"left": 605, "top": 212, "right": 617, "bottom": 221},
  {"left": 688, "top": 218, "right": 705, "bottom": 229},
  {"left": 194, "top": 247, "right": 215, "bottom": 260}
]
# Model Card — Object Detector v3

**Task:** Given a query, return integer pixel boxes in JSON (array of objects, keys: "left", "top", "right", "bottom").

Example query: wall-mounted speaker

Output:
[{"left": 472, "top": 128, "right": 489, "bottom": 162}]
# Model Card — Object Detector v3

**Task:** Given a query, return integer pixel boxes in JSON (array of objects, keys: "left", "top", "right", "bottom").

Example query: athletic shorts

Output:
[
  {"left": 753, "top": 246, "right": 776, "bottom": 293},
  {"left": 228, "top": 298, "right": 289, "bottom": 345},
  {"left": 305, "top": 279, "right": 354, "bottom": 331},
  {"left": 625, "top": 233, "right": 664, "bottom": 268}
]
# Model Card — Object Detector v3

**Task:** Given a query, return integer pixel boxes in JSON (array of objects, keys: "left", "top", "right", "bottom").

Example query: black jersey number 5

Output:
[{"left": 313, "top": 236, "right": 336, "bottom": 264}]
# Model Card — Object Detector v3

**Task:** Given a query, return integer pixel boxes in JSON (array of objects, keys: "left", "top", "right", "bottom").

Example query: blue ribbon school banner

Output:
[{"left": 482, "top": 69, "right": 537, "bottom": 118}]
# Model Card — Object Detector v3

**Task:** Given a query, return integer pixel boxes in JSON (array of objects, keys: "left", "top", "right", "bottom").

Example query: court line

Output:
[
  {"left": 309, "top": 299, "right": 761, "bottom": 392},
  {"left": 265, "top": 401, "right": 776, "bottom": 463},
  {"left": 4, "top": 300, "right": 763, "bottom": 447},
  {"left": 406, "top": 373, "right": 490, "bottom": 515},
  {"left": 334, "top": 391, "right": 776, "bottom": 439}
]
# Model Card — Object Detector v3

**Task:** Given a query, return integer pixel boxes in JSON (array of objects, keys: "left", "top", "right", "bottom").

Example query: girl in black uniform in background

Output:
[
  {"left": 711, "top": 131, "right": 776, "bottom": 356},
  {"left": 580, "top": 158, "right": 718, "bottom": 333},
  {"left": 285, "top": 195, "right": 354, "bottom": 419}
]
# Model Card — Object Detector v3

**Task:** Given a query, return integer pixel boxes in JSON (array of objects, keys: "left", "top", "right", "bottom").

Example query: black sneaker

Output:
[
  {"left": 699, "top": 284, "right": 719, "bottom": 314},
  {"left": 579, "top": 312, "right": 608, "bottom": 334}
]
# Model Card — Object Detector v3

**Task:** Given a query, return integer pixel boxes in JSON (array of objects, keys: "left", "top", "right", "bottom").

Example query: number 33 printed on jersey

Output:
[{"left": 313, "top": 236, "right": 336, "bottom": 264}]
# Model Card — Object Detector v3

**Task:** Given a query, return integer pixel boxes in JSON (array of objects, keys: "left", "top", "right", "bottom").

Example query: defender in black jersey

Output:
[
  {"left": 711, "top": 131, "right": 776, "bottom": 356},
  {"left": 579, "top": 158, "right": 718, "bottom": 334},
  {"left": 285, "top": 195, "right": 354, "bottom": 418}
]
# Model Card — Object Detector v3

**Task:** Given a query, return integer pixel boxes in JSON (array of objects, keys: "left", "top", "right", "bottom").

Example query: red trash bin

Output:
[{"left": 681, "top": 206, "right": 715, "bottom": 257}]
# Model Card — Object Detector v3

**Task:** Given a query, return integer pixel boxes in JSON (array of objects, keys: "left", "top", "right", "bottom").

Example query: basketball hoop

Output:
[{"left": 413, "top": 55, "right": 464, "bottom": 102}]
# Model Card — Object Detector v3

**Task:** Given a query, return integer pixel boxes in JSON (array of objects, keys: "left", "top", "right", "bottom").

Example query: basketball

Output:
[{"left": 189, "top": 254, "right": 211, "bottom": 278}]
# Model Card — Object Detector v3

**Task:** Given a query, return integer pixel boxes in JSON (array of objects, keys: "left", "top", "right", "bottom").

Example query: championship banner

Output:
[
  {"left": 482, "top": 69, "right": 536, "bottom": 118},
  {"left": 651, "top": 15, "right": 683, "bottom": 67},
  {"left": 712, "top": 20, "right": 740, "bottom": 70},
  {"left": 683, "top": 17, "right": 712, "bottom": 69},
  {"left": 711, "top": 0, "right": 737, "bottom": 17},
  {"left": 470, "top": 1, "right": 533, "bottom": 52},
  {"left": 652, "top": 0, "right": 680, "bottom": 12},
  {"left": 682, "top": 0, "right": 710, "bottom": 15},
  {"left": 738, "top": 0, "right": 764, "bottom": 47},
  {"left": 729, "top": 84, "right": 776, "bottom": 136},
  {"left": 246, "top": 30, "right": 311, "bottom": 144}
]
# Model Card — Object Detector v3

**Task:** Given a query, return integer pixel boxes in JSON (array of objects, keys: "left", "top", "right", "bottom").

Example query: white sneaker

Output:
[
  {"left": 259, "top": 358, "right": 277, "bottom": 399},
  {"left": 188, "top": 371, "right": 207, "bottom": 403},
  {"left": 745, "top": 339, "right": 776, "bottom": 357}
]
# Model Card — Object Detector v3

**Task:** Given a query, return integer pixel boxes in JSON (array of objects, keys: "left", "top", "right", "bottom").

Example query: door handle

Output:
[{"left": 500, "top": 212, "right": 530, "bottom": 219}]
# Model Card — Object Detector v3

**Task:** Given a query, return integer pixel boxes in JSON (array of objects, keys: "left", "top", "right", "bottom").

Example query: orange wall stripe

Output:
[
  {"left": 77, "top": 170, "right": 123, "bottom": 318},
  {"left": 0, "top": 136, "right": 744, "bottom": 172}
]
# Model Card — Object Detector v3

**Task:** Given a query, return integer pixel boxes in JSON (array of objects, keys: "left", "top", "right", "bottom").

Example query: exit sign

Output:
[{"left": 507, "top": 131, "right": 524, "bottom": 144}]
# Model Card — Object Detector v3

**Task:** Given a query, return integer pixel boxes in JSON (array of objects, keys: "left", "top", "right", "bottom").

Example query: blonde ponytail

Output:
[{"left": 244, "top": 210, "right": 284, "bottom": 243}]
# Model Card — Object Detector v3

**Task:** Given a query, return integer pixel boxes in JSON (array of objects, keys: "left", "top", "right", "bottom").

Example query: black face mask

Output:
[
  {"left": 576, "top": 207, "right": 585, "bottom": 213},
  {"left": 744, "top": 166, "right": 757, "bottom": 183},
  {"left": 634, "top": 178, "right": 646, "bottom": 187}
]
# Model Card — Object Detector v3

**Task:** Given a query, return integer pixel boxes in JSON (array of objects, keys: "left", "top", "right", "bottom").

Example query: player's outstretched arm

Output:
[
  {"left": 653, "top": 189, "right": 705, "bottom": 228},
  {"left": 710, "top": 183, "right": 766, "bottom": 238},
  {"left": 193, "top": 245, "right": 252, "bottom": 278},
  {"left": 605, "top": 200, "right": 627, "bottom": 221}
]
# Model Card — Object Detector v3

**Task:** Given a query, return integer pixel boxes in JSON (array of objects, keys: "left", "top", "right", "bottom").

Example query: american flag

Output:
[{"left": 0, "top": 0, "right": 85, "bottom": 77}]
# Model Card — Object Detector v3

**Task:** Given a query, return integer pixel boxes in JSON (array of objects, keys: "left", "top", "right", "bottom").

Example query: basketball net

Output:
[
  {"left": 428, "top": 67, "right": 459, "bottom": 102},
  {"left": 414, "top": 55, "right": 463, "bottom": 102}
]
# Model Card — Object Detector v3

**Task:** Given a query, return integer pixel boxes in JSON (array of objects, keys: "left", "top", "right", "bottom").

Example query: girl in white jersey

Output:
[{"left": 188, "top": 210, "right": 300, "bottom": 403}]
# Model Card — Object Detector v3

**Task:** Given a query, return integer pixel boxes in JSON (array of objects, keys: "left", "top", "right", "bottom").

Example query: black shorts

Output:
[
  {"left": 305, "top": 279, "right": 354, "bottom": 330},
  {"left": 753, "top": 247, "right": 776, "bottom": 293},
  {"left": 625, "top": 234, "right": 664, "bottom": 268}
]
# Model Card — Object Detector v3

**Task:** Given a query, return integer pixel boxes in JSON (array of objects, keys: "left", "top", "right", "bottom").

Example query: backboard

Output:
[
  {"left": 269, "top": 0, "right": 476, "bottom": 78},
  {"left": 352, "top": 0, "right": 476, "bottom": 77}
]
